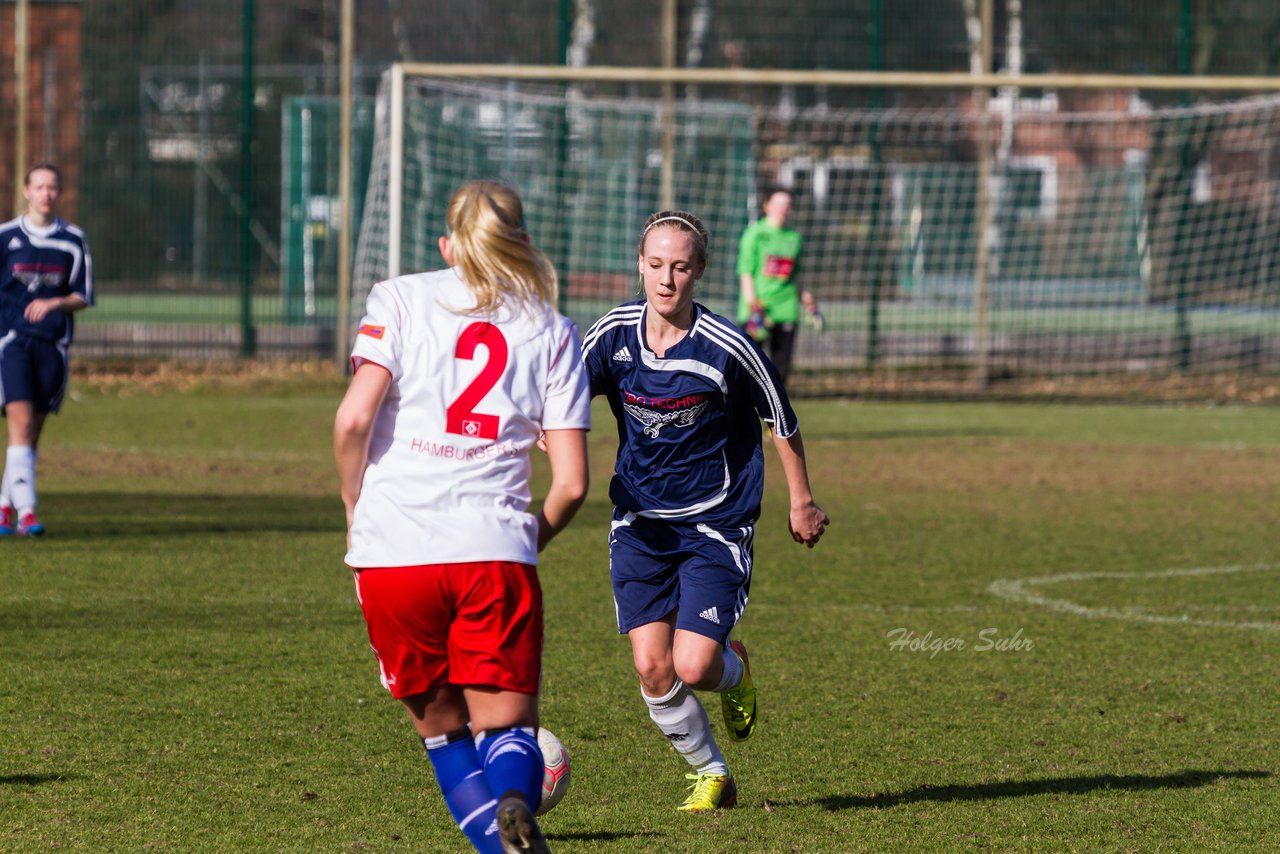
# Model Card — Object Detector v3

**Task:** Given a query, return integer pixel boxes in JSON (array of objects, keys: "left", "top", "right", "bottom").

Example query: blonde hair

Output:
[
  {"left": 637, "top": 209, "right": 710, "bottom": 270},
  {"left": 445, "top": 180, "right": 558, "bottom": 314}
]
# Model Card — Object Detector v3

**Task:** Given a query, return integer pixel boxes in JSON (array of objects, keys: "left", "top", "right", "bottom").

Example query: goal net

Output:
[{"left": 354, "top": 71, "right": 1280, "bottom": 396}]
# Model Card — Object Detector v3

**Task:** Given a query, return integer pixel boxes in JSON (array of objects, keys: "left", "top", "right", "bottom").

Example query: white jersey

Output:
[{"left": 345, "top": 267, "right": 591, "bottom": 568}]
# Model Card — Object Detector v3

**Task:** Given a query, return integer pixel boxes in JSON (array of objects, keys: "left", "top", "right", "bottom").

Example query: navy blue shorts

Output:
[
  {"left": 609, "top": 511, "right": 754, "bottom": 644},
  {"left": 0, "top": 333, "right": 69, "bottom": 414}
]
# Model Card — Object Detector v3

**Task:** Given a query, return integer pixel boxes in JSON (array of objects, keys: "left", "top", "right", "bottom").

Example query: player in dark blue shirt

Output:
[
  {"left": 582, "top": 209, "right": 829, "bottom": 812},
  {"left": 0, "top": 163, "right": 93, "bottom": 536}
]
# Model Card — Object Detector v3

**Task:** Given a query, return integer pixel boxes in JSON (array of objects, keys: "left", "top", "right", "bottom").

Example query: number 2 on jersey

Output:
[{"left": 446, "top": 322, "right": 508, "bottom": 440}]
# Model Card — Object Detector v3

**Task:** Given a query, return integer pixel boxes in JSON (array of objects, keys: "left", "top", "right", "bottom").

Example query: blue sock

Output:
[
  {"left": 424, "top": 730, "right": 504, "bottom": 854},
  {"left": 477, "top": 726, "right": 544, "bottom": 812}
]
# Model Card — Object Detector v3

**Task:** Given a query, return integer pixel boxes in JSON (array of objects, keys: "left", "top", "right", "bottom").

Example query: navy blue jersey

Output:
[
  {"left": 0, "top": 216, "right": 93, "bottom": 343},
  {"left": 582, "top": 299, "right": 797, "bottom": 527}
]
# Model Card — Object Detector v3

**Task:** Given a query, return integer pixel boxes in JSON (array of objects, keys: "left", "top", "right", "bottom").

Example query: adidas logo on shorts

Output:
[
  {"left": 613, "top": 346, "right": 633, "bottom": 362},
  {"left": 699, "top": 606, "right": 720, "bottom": 625}
]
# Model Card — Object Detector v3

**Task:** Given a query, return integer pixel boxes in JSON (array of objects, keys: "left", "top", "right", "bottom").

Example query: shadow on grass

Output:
[
  {"left": 0, "top": 773, "right": 70, "bottom": 786},
  {"left": 801, "top": 769, "right": 1271, "bottom": 811},
  {"left": 31, "top": 492, "right": 340, "bottom": 539}
]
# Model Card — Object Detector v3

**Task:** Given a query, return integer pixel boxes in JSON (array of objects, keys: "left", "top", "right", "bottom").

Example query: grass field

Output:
[{"left": 2, "top": 370, "right": 1278, "bottom": 852}]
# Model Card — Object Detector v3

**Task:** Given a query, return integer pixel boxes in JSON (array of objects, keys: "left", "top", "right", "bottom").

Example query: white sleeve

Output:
[
  {"left": 350, "top": 282, "right": 404, "bottom": 379},
  {"left": 541, "top": 317, "right": 592, "bottom": 431}
]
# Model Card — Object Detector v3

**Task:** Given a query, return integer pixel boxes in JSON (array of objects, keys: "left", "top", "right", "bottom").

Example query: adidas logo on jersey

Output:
[
  {"left": 613, "top": 346, "right": 633, "bottom": 362},
  {"left": 7, "top": 237, "right": 21, "bottom": 251},
  {"left": 699, "top": 606, "right": 720, "bottom": 625}
]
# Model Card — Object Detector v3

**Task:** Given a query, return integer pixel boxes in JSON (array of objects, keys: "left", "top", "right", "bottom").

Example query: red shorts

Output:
[{"left": 353, "top": 561, "right": 543, "bottom": 699}]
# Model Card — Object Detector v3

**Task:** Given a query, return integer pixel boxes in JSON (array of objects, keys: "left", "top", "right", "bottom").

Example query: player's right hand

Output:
[{"left": 788, "top": 501, "right": 830, "bottom": 548}]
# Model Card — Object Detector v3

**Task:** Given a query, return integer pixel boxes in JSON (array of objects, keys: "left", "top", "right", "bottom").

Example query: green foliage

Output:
[{"left": 1, "top": 384, "right": 1277, "bottom": 851}]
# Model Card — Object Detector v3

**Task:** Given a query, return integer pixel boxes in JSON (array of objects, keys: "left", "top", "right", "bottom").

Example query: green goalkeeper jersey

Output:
[{"left": 736, "top": 218, "right": 803, "bottom": 324}]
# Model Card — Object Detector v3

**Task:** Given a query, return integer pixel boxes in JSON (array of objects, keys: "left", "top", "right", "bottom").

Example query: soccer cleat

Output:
[
  {"left": 496, "top": 793, "right": 551, "bottom": 854},
  {"left": 677, "top": 772, "right": 737, "bottom": 812},
  {"left": 0, "top": 506, "right": 15, "bottom": 536},
  {"left": 17, "top": 512, "right": 45, "bottom": 537},
  {"left": 720, "top": 639, "right": 757, "bottom": 742}
]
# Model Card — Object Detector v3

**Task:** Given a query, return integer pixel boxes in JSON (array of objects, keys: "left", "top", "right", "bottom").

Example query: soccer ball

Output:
[{"left": 535, "top": 727, "right": 571, "bottom": 816}]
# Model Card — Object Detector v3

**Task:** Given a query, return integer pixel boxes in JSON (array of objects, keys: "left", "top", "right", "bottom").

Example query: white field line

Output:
[{"left": 987, "top": 564, "right": 1280, "bottom": 632}]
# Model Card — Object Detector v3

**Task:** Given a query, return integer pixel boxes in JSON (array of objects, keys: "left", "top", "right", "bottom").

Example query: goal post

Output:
[
  {"left": 356, "top": 63, "right": 1280, "bottom": 396},
  {"left": 387, "top": 63, "right": 405, "bottom": 280}
]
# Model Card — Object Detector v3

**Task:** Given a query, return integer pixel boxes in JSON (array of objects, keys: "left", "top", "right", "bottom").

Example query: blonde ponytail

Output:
[{"left": 444, "top": 180, "right": 558, "bottom": 314}]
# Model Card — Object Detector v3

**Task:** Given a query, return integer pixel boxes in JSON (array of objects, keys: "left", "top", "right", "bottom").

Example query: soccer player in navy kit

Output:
[
  {"left": 582, "top": 210, "right": 829, "bottom": 811},
  {"left": 0, "top": 164, "right": 93, "bottom": 537}
]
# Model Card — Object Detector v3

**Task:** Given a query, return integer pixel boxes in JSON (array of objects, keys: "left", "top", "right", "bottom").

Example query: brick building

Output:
[{"left": 0, "top": 0, "right": 83, "bottom": 220}]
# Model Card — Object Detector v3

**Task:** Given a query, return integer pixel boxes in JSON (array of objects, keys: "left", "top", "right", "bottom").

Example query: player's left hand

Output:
[
  {"left": 25, "top": 299, "right": 55, "bottom": 323},
  {"left": 789, "top": 501, "right": 830, "bottom": 548}
]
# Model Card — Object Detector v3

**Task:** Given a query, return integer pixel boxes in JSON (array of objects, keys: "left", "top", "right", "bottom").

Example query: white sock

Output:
[
  {"left": 643, "top": 680, "right": 728, "bottom": 777},
  {"left": 712, "top": 645, "right": 744, "bottom": 693},
  {"left": 0, "top": 458, "right": 10, "bottom": 508},
  {"left": 6, "top": 445, "right": 36, "bottom": 514}
]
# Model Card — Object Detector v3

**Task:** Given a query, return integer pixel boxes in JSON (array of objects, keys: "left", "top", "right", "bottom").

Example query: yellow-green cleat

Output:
[
  {"left": 720, "top": 639, "right": 757, "bottom": 741},
  {"left": 676, "top": 773, "right": 738, "bottom": 812}
]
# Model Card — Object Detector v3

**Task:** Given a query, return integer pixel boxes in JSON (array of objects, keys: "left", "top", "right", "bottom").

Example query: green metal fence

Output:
[{"left": 4, "top": 0, "right": 1279, "bottom": 397}]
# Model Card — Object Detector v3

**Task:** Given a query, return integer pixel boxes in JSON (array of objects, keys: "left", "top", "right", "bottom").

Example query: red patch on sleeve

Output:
[{"left": 358, "top": 324, "right": 386, "bottom": 340}]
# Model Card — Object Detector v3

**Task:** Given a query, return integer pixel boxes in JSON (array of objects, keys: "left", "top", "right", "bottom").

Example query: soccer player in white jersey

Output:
[
  {"left": 581, "top": 210, "right": 829, "bottom": 812},
  {"left": 0, "top": 163, "right": 93, "bottom": 537},
  {"left": 335, "top": 180, "right": 590, "bottom": 854}
]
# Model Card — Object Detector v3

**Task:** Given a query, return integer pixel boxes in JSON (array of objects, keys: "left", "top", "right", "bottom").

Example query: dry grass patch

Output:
[
  {"left": 838, "top": 440, "right": 1280, "bottom": 497},
  {"left": 792, "top": 370, "right": 1280, "bottom": 405},
  {"left": 74, "top": 359, "right": 345, "bottom": 396}
]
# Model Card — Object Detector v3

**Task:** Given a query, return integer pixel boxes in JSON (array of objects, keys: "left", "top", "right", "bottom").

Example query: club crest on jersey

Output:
[
  {"left": 358, "top": 323, "right": 385, "bottom": 340},
  {"left": 622, "top": 395, "right": 709, "bottom": 438}
]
